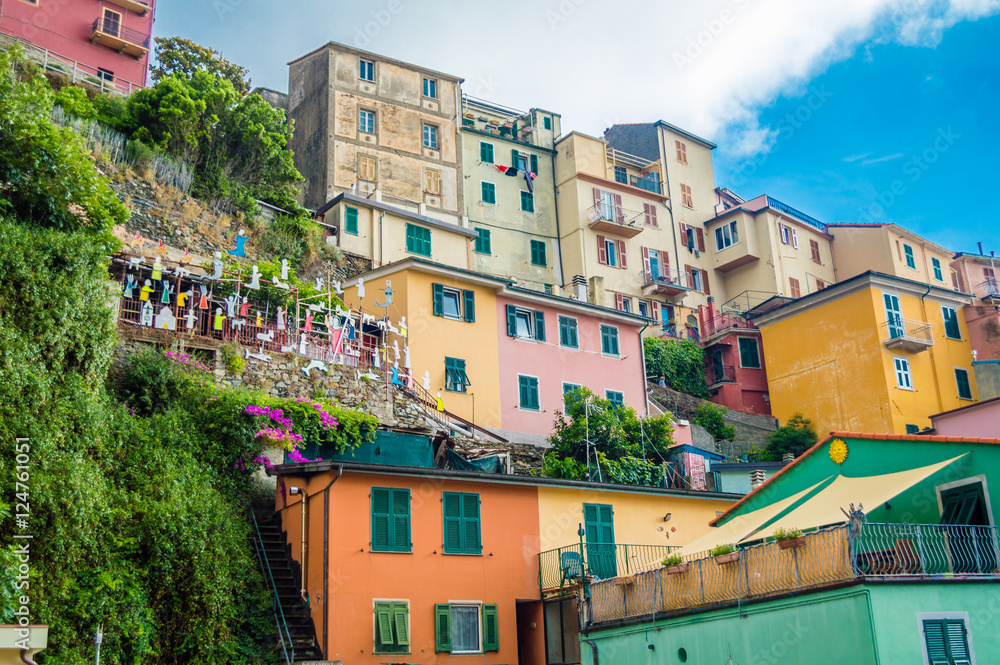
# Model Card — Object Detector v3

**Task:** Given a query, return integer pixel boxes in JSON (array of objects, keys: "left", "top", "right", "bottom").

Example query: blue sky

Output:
[{"left": 153, "top": 0, "right": 1000, "bottom": 254}]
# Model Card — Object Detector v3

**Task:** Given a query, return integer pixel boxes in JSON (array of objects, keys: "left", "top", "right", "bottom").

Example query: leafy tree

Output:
[
  {"left": 54, "top": 85, "right": 96, "bottom": 119},
  {"left": 693, "top": 402, "right": 735, "bottom": 442},
  {"left": 763, "top": 412, "right": 818, "bottom": 461},
  {"left": 643, "top": 337, "right": 709, "bottom": 398},
  {"left": 542, "top": 388, "right": 676, "bottom": 486},
  {"left": 0, "top": 46, "right": 127, "bottom": 246},
  {"left": 151, "top": 36, "right": 251, "bottom": 94}
]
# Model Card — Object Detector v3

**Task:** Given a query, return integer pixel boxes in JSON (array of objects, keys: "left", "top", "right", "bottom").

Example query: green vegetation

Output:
[
  {"left": 643, "top": 337, "right": 709, "bottom": 398},
  {"left": 540, "top": 388, "right": 676, "bottom": 486},
  {"left": 151, "top": 37, "right": 251, "bottom": 95},
  {"left": 773, "top": 527, "right": 804, "bottom": 541},
  {"left": 661, "top": 553, "right": 685, "bottom": 567},
  {"left": 692, "top": 402, "right": 735, "bottom": 442},
  {"left": 709, "top": 543, "right": 737, "bottom": 557},
  {"left": 763, "top": 412, "right": 818, "bottom": 461},
  {"left": 219, "top": 341, "right": 245, "bottom": 375}
]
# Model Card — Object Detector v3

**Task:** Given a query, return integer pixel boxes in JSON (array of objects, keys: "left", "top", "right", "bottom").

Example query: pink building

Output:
[
  {"left": 698, "top": 300, "right": 771, "bottom": 415},
  {"left": 496, "top": 288, "right": 649, "bottom": 437},
  {"left": 927, "top": 397, "right": 1000, "bottom": 437},
  {"left": 950, "top": 252, "right": 1000, "bottom": 361},
  {"left": 0, "top": 0, "right": 154, "bottom": 93}
]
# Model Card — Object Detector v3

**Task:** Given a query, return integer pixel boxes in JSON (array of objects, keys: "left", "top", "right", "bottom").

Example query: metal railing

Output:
[
  {"left": 630, "top": 174, "right": 662, "bottom": 194},
  {"left": 249, "top": 509, "right": 294, "bottom": 665},
  {"left": 765, "top": 196, "right": 826, "bottom": 232},
  {"left": 881, "top": 316, "right": 933, "bottom": 345},
  {"left": 662, "top": 324, "right": 700, "bottom": 342},
  {"left": 641, "top": 268, "right": 694, "bottom": 290},
  {"left": 587, "top": 203, "right": 643, "bottom": 228},
  {"left": 702, "top": 312, "right": 756, "bottom": 338},
  {"left": 539, "top": 542, "right": 679, "bottom": 593},
  {"left": 708, "top": 364, "right": 736, "bottom": 386},
  {"left": 586, "top": 523, "right": 1000, "bottom": 625},
  {"left": 979, "top": 278, "right": 999, "bottom": 298},
  {"left": 91, "top": 18, "right": 151, "bottom": 49},
  {"left": 0, "top": 31, "right": 143, "bottom": 94}
]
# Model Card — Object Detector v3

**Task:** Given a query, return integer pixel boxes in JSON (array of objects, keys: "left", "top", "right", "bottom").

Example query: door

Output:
[
  {"left": 599, "top": 191, "right": 615, "bottom": 221},
  {"left": 711, "top": 348, "right": 725, "bottom": 384},
  {"left": 883, "top": 293, "right": 903, "bottom": 339},
  {"left": 940, "top": 483, "right": 998, "bottom": 573},
  {"left": 648, "top": 250, "right": 661, "bottom": 280},
  {"left": 583, "top": 503, "right": 617, "bottom": 580}
]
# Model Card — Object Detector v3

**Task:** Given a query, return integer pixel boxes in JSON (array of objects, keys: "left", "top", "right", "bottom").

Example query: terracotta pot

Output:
[
  {"left": 714, "top": 551, "right": 740, "bottom": 565},
  {"left": 777, "top": 536, "right": 806, "bottom": 550},
  {"left": 664, "top": 563, "right": 689, "bottom": 575},
  {"left": 612, "top": 575, "right": 634, "bottom": 586}
]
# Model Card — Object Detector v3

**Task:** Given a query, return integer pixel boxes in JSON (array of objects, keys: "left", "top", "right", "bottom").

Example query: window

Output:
[
  {"left": 638, "top": 300, "right": 650, "bottom": 318},
  {"left": 789, "top": 277, "right": 801, "bottom": 298},
  {"left": 810, "top": 239, "right": 822, "bottom": 264},
  {"left": 432, "top": 283, "right": 475, "bottom": 322},
  {"left": 530, "top": 239, "right": 546, "bottom": 266},
  {"left": 563, "top": 383, "right": 582, "bottom": 404},
  {"left": 360, "top": 58, "right": 375, "bottom": 82},
  {"left": 675, "top": 140, "right": 688, "bottom": 165},
  {"left": 529, "top": 154, "right": 539, "bottom": 175},
  {"left": 921, "top": 617, "right": 973, "bottom": 665},
  {"left": 479, "top": 141, "right": 494, "bottom": 164},
  {"left": 714, "top": 221, "right": 739, "bottom": 250},
  {"left": 518, "top": 375, "right": 540, "bottom": 410},
  {"left": 405, "top": 223, "right": 431, "bottom": 257},
  {"left": 680, "top": 183, "right": 693, "bottom": 208},
  {"left": 425, "top": 169, "right": 441, "bottom": 195},
  {"left": 642, "top": 203, "right": 658, "bottom": 227},
  {"left": 359, "top": 154, "right": 377, "bottom": 182},
  {"left": 543, "top": 116, "right": 552, "bottom": 130},
  {"left": 371, "top": 487, "right": 410, "bottom": 552},
  {"left": 613, "top": 165, "right": 627, "bottom": 184},
  {"left": 618, "top": 295, "right": 631, "bottom": 313},
  {"left": 643, "top": 247, "right": 663, "bottom": 280},
  {"left": 506, "top": 305, "right": 545, "bottom": 341},
  {"left": 903, "top": 243, "right": 916, "bottom": 269},
  {"left": 816, "top": 279, "right": 826, "bottom": 290},
  {"left": 738, "top": 337, "right": 761, "bottom": 369},
  {"left": 778, "top": 223, "right": 799, "bottom": 248},
  {"left": 894, "top": 356, "right": 913, "bottom": 390},
  {"left": 359, "top": 109, "right": 375, "bottom": 134},
  {"left": 520, "top": 191, "right": 534, "bottom": 213},
  {"left": 933, "top": 257, "right": 944, "bottom": 281},
  {"left": 374, "top": 601, "right": 409, "bottom": 653},
  {"left": 422, "top": 77, "right": 437, "bottom": 99},
  {"left": 600, "top": 325, "right": 619, "bottom": 356},
  {"left": 101, "top": 9, "right": 121, "bottom": 36},
  {"left": 606, "top": 390, "right": 624, "bottom": 409},
  {"left": 442, "top": 492, "right": 481, "bottom": 554},
  {"left": 481, "top": 181, "right": 496, "bottom": 205},
  {"left": 344, "top": 206, "right": 359, "bottom": 235},
  {"left": 942, "top": 306, "right": 961, "bottom": 339},
  {"left": 435, "top": 604, "right": 498, "bottom": 653},
  {"left": 445, "top": 357, "right": 471, "bottom": 393},
  {"left": 511, "top": 149, "right": 525, "bottom": 170},
  {"left": 597, "top": 235, "right": 626, "bottom": 269},
  {"left": 97, "top": 68, "right": 114, "bottom": 83},
  {"left": 558, "top": 316, "right": 578, "bottom": 349},
  {"left": 955, "top": 368, "right": 973, "bottom": 400},
  {"left": 423, "top": 124, "right": 438, "bottom": 149},
  {"left": 474, "top": 228, "right": 491, "bottom": 254}
]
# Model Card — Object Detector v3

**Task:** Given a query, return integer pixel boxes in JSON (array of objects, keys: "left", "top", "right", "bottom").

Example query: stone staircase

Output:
[{"left": 250, "top": 513, "right": 325, "bottom": 662}]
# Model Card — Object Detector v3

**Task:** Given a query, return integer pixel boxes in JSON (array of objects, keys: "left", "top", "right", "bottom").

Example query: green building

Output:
[{"left": 545, "top": 432, "right": 1000, "bottom": 664}]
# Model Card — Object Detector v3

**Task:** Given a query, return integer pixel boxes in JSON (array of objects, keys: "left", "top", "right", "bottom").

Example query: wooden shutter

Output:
[
  {"left": 615, "top": 293, "right": 624, "bottom": 311},
  {"left": 597, "top": 234, "right": 608, "bottom": 265},
  {"left": 593, "top": 187, "right": 602, "bottom": 211},
  {"left": 375, "top": 602, "right": 393, "bottom": 646},
  {"left": 789, "top": 277, "right": 800, "bottom": 298},
  {"left": 432, "top": 283, "right": 444, "bottom": 317},
  {"left": 434, "top": 605, "right": 452, "bottom": 652},
  {"left": 530, "top": 154, "right": 538, "bottom": 174},
  {"left": 684, "top": 264, "right": 692, "bottom": 288},
  {"left": 443, "top": 492, "right": 462, "bottom": 552},
  {"left": 662, "top": 249, "right": 670, "bottom": 272},
  {"left": 617, "top": 239, "right": 627, "bottom": 269},
  {"left": 646, "top": 203, "right": 657, "bottom": 227},
  {"left": 393, "top": 603, "right": 409, "bottom": 646},
  {"left": 534, "top": 310, "right": 546, "bottom": 342},
  {"left": 641, "top": 247, "right": 651, "bottom": 276},
  {"left": 791, "top": 228, "right": 799, "bottom": 248},
  {"left": 511, "top": 149, "right": 520, "bottom": 169},
  {"left": 702, "top": 270, "right": 710, "bottom": 295},
  {"left": 482, "top": 604, "right": 499, "bottom": 651},
  {"left": 614, "top": 194, "right": 624, "bottom": 223},
  {"left": 651, "top": 301, "right": 660, "bottom": 321},
  {"left": 391, "top": 488, "right": 410, "bottom": 551},
  {"left": 506, "top": 304, "right": 517, "bottom": 336},
  {"left": 463, "top": 289, "right": 475, "bottom": 323},
  {"left": 463, "top": 493, "right": 481, "bottom": 554},
  {"left": 696, "top": 228, "right": 706, "bottom": 252},
  {"left": 371, "top": 488, "right": 391, "bottom": 550}
]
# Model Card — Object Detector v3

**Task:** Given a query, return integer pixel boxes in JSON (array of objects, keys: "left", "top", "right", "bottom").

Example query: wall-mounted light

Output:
[
  {"left": 290, "top": 486, "right": 302, "bottom": 495},
  {"left": 663, "top": 513, "right": 672, "bottom": 522}
]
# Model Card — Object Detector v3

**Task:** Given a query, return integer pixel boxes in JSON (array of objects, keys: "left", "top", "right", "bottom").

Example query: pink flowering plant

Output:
[
  {"left": 243, "top": 397, "right": 376, "bottom": 459},
  {"left": 164, "top": 350, "right": 212, "bottom": 372}
]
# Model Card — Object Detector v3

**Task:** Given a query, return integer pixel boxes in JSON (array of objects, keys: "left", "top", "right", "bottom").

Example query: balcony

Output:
[
  {"left": 707, "top": 364, "right": 736, "bottom": 389},
  {"left": 585, "top": 523, "right": 1000, "bottom": 625},
  {"left": 587, "top": 203, "right": 644, "bottom": 238},
  {"left": 661, "top": 323, "right": 700, "bottom": 342},
  {"left": 539, "top": 542, "right": 678, "bottom": 596},
  {"left": 104, "top": 0, "right": 152, "bottom": 15},
  {"left": 630, "top": 173, "right": 662, "bottom": 194},
  {"left": 90, "top": 18, "right": 150, "bottom": 58},
  {"left": 765, "top": 196, "right": 827, "bottom": 232},
  {"left": 702, "top": 313, "right": 757, "bottom": 341},
  {"left": 882, "top": 316, "right": 933, "bottom": 352},
  {"left": 980, "top": 278, "right": 1000, "bottom": 303},
  {"left": 641, "top": 268, "right": 692, "bottom": 301}
]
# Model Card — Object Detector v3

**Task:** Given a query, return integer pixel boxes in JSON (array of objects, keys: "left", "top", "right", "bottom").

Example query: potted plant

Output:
[
  {"left": 774, "top": 527, "right": 806, "bottom": 550},
  {"left": 662, "top": 553, "right": 688, "bottom": 575},
  {"left": 710, "top": 543, "right": 740, "bottom": 565}
]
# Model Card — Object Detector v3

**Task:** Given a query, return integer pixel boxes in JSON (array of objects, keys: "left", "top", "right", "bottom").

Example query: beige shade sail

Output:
[
  {"left": 678, "top": 479, "right": 833, "bottom": 557},
  {"left": 739, "top": 454, "right": 967, "bottom": 544}
]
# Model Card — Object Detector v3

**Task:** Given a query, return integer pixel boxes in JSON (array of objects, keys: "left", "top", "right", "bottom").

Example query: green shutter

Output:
[
  {"left": 923, "top": 619, "right": 970, "bottom": 663},
  {"left": 474, "top": 228, "right": 491, "bottom": 254},
  {"left": 463, "top": 493, "right": 481, "bottom": 554},
  {"left": 463, "top": 290, "right": 475, "bottom": 322},
  {"left": 943, "top": 307, "right": 961, "bottom": 339},
  {"left": 443, "top": 492, "right": 462, "bottom": 552},
  {"left": 432, "top": 283, "right": 444, "bottom": 317},
  {"left": 531, "top": 239, "right": 546, "bottom": 266},
  {"left": 519, "top": 376, "right": 538, "bottom": 410},
  {"left": 956, "top": 369, "right": 972, "bottom": 400},
  {"left": 560, "top": 317, "right": 578, "bottom": 348},
  {"left": 372, "top": 488, "right": 391, "bottom": 550},
  {"left": 375, "top": 602, "right": 393, "bottom": 646},
  {"left": 482, "top": 604, "right": 499, "bottom": 651},
  {"left": 511, "top": 149, "right": 520, "bottom": 169},
  {"left": 534, "top": 310, "right": 545, "bottom": 342},
  {"left": 345, "top": 207, "right": 359, "bottom": 234},
  {"left": 435, "top": 604, "right": 452, "bottom": 652},
  {"left": 391, "top": 488, "right": 410, "bottom": 551},
  {"left": 506, "top": 304, "right": 517, "bottom": 336},
  {"left": 393, "top": 603, "right": 409, "bottom": 646},
  {"left": 530, "top": 154, "right": 538, "bottom": 174}
]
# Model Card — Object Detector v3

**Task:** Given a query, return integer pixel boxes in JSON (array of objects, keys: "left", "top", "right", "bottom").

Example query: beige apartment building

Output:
[
  {"left": 287, "top": 42, "right": 464, "bottom": 227},
  {"left": 827, "top": 223, "right": 955, "bottom": 290},
  {"left": 461, "top": 96, "right": 562, "bottom": 291}
]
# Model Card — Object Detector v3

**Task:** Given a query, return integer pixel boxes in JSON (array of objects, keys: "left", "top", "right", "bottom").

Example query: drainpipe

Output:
[
  {"left": 918, "top": 283, "right": 946, "bottom": 415},
  {"left": 321, "top": 464, "right": 344, "bottom": 658},
  {"left": 379, "top": 211, "right": 385, "bottom": 267},
  {"left": 584, "top": 639, "right": 599, "bottom": 665},
  {"left": 299, "top": 489, "right": 308, "bottom": 605},
  {"left": 550, "top": 149, "right": 566, "bottom": 289},
  {"left": 656, "top": 128, "right": 681, "bottom": 301},
  {"left": 20, "top": 650, "right": 37, "bottom": 665},
  {"left": 638, "top": 321, "right": 651, "bottom": 416}
]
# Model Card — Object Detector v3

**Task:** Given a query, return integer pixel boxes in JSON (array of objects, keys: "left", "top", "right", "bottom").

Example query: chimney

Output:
[
  {"left": 572, "top": 274, "right": 587, "bottom": 301},
  {"left": 373, "top": 188, "right": 382, "bottom": 203},
  {"left": 750, "top": 469, "right": 767, "bottom": 490},
  {"left": 782, "top": 453, "right": 795, "bottom": 463}
]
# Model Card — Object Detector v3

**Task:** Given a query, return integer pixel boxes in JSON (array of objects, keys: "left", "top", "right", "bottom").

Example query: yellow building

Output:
[
  {"left": 752, "top": 271, "right": 977, "bottom": 435},
  {"left": 827, "top": 223, "right": 955, "bottom": 289}
]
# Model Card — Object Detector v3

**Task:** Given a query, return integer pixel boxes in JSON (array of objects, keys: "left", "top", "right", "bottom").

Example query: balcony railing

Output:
[
  {"left": 105, "top": 0, "right": 152, "bottom": 14},
  {"left": 91, "top": 18, "right": 151, "bottom": 58},
  {"left": 539, "top": 542, "right": 679, "bottom": 594},
  {"left": 979, "top": 278, "right": 1000, "bottom": 298},
  {"left": 586, "top": 523, "right": 1000, "bottom": 625},
  {"left": 662, "top": 323, "right": 700, "bottom": 342},
  {"left": 708, "top": 364, "right": 736, "bottom": 387},
  {"left": 587, "top": 203, "right": 644, "bottom": 238},
  {"left": 630, "top": 174, "right": 662, "bottom": 194},
  {"left": 765, "top": 196, "right": 826, "bottom": 232},
  {"left": 0, "top": 32, "right": 143, "bottom": 94},
  {"left": 702, "top": 312, "right": 756, "bottom": 339},
  {"left": 882, "top": 316, "right": 933, "bottom": 352}
]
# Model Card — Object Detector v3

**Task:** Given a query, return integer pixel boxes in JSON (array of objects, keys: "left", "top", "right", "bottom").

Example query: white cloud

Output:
[{"left": 860, "top": 153, "right": 905, "bottom": 165}]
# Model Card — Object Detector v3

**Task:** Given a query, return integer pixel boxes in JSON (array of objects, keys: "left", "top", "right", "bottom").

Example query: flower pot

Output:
[
  {"left": 714, "top": 552, "right": 740, "bottom": 565},
  {"left": 612, "top": 575, "right": 634, "bottom": 586},
  {"left": 778, "top": 536, "right": 806, "bottom": 550},
  {"left": 664, "top": 563, "right": 689, "bottom": 575}
]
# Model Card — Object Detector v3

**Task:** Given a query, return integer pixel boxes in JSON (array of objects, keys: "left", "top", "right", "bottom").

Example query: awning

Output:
[
  {"left": 678, "top": 479, "right": 832, "bottom": 557},
  {"left": 738, "top": 454, "right": 967, "bottom": 543}
]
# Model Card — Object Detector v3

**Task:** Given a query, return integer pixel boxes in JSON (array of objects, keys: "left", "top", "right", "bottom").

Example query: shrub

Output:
[
  {"left": 773, "top": 527, "right": 803, "bottom": 541},
  {"left": 54, "top": 85, "right": 96, "bottom": 119},
  {"left": 643, "top": 337, "right": 709, "bottom": 398},
  {"left": 692, "top": 402, "right": 735, "bottom": 442},
  {"left": 662, "top": 553, "right": 685, "bottom": 567},
  {"left": 763, "top": 412, "right": 818, "bottom": 461},
  {"left": 709, "top": 543, "right": 737, "bottom": 556},
  {"left": 220, "top": 341, "right": 245, "bottom": 374}
]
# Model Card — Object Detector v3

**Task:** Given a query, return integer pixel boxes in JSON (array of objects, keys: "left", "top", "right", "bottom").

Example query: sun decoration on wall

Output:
[{"left": 829, "top": 439, "right": 848, "bottom": 465}]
